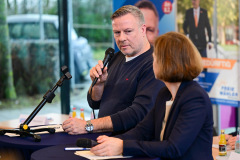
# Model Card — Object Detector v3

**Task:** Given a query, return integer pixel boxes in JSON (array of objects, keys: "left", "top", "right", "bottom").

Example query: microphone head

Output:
[
  {"left": 76, "top": 138, "right": 92, "bottom": 148},
  {"left": 105, "top": 47, "right": 115, "bottom": 58},
  {"left": 102, "top": 47, "right": 115, "bottom": 67},
  {"left": 76, "top": 138, "right": 98, "bottom": 148}
]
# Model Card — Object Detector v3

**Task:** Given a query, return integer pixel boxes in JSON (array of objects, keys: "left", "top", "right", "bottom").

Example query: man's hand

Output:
[
  {"left": 227, "top": 136, "right": 237, "bottom": 149},
  {"left": 90, "top": 135, "right": 123, "bottom": 156},
  {"left": 62, "top": 118, "right": 87, "bottom": 135},
  {"left": 90, "top": 60, "right": 108, "bottom": 85},
  {"left": 208, "top": 42, "right": 212, "bottom": 50}
]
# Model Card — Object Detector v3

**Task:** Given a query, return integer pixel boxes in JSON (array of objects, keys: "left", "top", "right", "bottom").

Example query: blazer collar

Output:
[
  {"left": 163, "top": 80, "right": 193, "bottom": 103},
  {"left": 175, "top": 80, "right": 194, "bottom": 99}
]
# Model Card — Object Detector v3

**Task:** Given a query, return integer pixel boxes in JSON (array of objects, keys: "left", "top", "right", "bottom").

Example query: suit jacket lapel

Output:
[
  {"left": 190, "top": 9, "right": 195, "bottom": 24},
  {"left": 198, "top": 8, "right": 204, "bottom": 27},
  {"left": 162, "top": 81, "right": 191, "bottom": 140}
]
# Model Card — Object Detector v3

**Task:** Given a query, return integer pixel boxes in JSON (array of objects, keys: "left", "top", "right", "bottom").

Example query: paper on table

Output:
[
  {"left": 228, "top": 151, "right": 240, "bottom": 160},
  {"left": 4, "top": 124, "right": 64, "bottom": 137},
  {"left": 19, "top": 114, "right": 49, "bottom": 126},
  {"left": 216, "top": 151, "right": 235, "bottom": 160},
  {"left": 75, "top": 151, "right": 132, "bottom": 160}
]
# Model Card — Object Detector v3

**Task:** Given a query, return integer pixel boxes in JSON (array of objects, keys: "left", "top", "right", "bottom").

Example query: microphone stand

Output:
[{"left": 0, "top": 66, "right": 72, "bottom": 142}]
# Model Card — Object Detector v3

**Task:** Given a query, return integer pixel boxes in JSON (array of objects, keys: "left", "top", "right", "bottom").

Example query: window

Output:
[
  {"left": 22, "top": 23, "right": 40, "bottom": 39},
  {"left": 44, "top": 22, "right": 58, "bottom": 39},
  {"left": 8, "top": 23, "right": 22, "bottom": 39}
]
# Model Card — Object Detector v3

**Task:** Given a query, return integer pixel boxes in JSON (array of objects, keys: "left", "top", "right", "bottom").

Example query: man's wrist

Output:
[{"left": 90, "top": 83, "right": 104, "bottom": 101}]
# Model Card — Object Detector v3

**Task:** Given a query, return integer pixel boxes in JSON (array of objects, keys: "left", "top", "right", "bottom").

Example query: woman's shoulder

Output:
[
  {"left": 178, "top": 81, "right": 211, "bottom": 105},
  {"left": 180, "top": 81, "right": 206, "bottom": 93}
]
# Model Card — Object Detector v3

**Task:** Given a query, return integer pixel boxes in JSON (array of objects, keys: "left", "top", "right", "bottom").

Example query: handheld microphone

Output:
[
  {"left": 76, "top": 138, "right": 99, "bottom": 148},
  {"left": 91, "top": 47, "right": 115, "bottom": 87}
]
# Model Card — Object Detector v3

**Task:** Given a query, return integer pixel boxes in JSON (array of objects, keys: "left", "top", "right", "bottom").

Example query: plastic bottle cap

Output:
[
  {"left": 73, "top": 107, "right": 76, "bottom": 110},
  {"left": 80, "top": 108, "right": 84, "bottom": 111}
]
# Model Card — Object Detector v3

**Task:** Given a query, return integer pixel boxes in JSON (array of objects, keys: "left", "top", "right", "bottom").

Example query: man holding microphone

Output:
[{"left": 62, "top": 5, "right": 164, "bottom": 135}]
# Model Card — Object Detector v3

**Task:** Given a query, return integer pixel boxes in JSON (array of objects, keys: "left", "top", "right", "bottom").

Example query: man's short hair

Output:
[
  {"left": 111, "top": 5, "right": 145, "bottom": 26},
  {"left": 135, "top": 0, "right": 159, "bottom": 19},
  {"left": 154, "top": 32, "right": 203, "bottom": 82}
]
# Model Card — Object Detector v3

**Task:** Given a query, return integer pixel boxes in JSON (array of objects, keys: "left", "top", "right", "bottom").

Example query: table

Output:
[
  {"left": 0, "top": 113, "right": 108, "bottom": 160},
  {"left": 30, "top": 138, "right": 220, "bottom": 160},
  {"left": 31, "top": 144, "right": 84, "bottom": 160},
  {"left": 31, "top": 144, "right": 160, "bottom": 160},
  {"left": 0, "top": 131, "right": 110, "bottom": 160},
  {"left": 0, "top": 116, "right": 221, "bottom": 160}
]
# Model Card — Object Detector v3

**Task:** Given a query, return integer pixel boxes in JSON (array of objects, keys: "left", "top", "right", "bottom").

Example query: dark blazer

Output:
[
  {"left": 117, "top": 81, "right": 213, "bottom": 160},
  {"left": 183, "top": 8, "right": 212, "bottom": 51}
]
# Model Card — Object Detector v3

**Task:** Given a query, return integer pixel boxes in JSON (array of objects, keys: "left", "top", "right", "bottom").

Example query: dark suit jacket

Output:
[
  {"left": 183, "top": 8, "right": 212, "bottom": 51},
  {"left": 117, "top": 81, "right": 213, "bottom": 160}
]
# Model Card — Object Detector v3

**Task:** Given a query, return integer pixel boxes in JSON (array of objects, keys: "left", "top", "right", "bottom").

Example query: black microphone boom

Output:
[
  {"left": 76, "top": 138, "right": 99, "bottom": 148},
  {"left": 91, "top": 47, "right": 115, "bottom": 87}
]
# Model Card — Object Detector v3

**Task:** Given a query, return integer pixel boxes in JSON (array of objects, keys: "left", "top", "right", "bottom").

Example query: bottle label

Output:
[{"left": 219, "top": 144, "right": 227, "bottom": 155}]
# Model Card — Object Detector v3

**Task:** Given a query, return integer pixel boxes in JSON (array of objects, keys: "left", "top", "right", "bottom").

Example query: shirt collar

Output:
[
  {"left": 193, "top": 7, "right": 200, "bottom": 13},
  {"left": 125, "top": 54, "right": 140, "bottom": 62}
]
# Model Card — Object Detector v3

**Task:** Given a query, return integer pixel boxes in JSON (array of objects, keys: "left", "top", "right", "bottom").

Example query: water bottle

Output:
[{"left": 235, "top": 127, "right": 240, "bottom": 153}]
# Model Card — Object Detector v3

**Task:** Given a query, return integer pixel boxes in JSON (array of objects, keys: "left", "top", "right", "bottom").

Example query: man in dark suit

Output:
[{"left": 183, "top": 0, "right": 212, "bottom": 58}]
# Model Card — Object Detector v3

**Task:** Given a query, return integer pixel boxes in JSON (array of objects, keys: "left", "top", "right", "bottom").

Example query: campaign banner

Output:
[
  {"left": 113, "top": 0, "right": 176, "bottom": 34},
  {"left": 195, "top": 58, "right": 240, "bottom": 107}
]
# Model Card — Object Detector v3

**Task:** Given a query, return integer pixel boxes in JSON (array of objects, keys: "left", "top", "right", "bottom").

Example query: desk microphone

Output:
[
  {"left": 91, "top": 47, "right": 115, "bottom": 87},
  {"left": 76, "top": 138, "right": 99, "bottom": 148}
]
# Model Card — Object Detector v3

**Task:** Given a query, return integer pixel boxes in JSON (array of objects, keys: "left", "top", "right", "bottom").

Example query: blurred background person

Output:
[
  {"left": 135, "top": 0, "right": 159, "bottom": 45},
  {"left": 220, "top": 131, "right": 237, "bottom": 150},
  {"left": 183, "top": 0, "right": 212, "bottom": 58},
  {"left": 228, "top": 135, "right": 237, "bottom": 150},
  {"left": 90, "top": 32, "right": 213, "bottom": 159}
]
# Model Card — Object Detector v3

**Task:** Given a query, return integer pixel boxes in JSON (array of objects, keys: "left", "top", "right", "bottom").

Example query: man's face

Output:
[
  {"left": 192, "top": 0, "right": 200, "bottom": 9},
  {"left": 140, "top": 8, "right": 159, "bottom": 45},
  {"left": 112, "top": 13, "right": 147, "bottom": 57}
]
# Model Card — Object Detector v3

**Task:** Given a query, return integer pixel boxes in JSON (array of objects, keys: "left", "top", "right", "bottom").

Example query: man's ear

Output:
[{"left": 141, "top": 24, "right": 147, "bottom": 34}]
